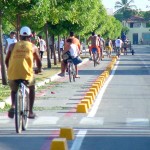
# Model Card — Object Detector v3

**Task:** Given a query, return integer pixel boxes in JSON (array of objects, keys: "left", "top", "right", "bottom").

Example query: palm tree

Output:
[{"left": 114, "top": 0, "right": 137, "bottom": 15}]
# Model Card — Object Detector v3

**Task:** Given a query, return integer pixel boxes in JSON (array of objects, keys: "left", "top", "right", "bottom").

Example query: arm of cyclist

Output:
[{"left": 33, "top": 44, "right": 42, "bottom": 73}]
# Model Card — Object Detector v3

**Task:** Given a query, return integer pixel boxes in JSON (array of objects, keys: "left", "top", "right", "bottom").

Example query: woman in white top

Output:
[
  {"left": 67, "top": 38, "right": 81, "bottom": 78},
  {"left": 4, "top": 31, "right": 17, "bottom": 54}
]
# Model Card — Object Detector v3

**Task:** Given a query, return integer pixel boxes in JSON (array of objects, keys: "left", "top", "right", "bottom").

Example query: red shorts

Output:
[{"left": 89, "top": 46, "right": 100, "bottom": 54}]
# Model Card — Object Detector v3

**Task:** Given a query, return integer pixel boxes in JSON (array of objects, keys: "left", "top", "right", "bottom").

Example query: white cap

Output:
[{"left": 20, "top": 26, "right": 31, "bottom": 36}]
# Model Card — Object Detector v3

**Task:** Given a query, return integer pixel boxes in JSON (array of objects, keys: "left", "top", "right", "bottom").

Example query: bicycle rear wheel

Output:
[
  {"left": 22, "top": 90, "right": 29, "bottom": 131},
  {"left": 68, "top": 63, "right": 72, "bottom": 82},
  {"left": 15, "top": 88, "right": 23, "bottom": 133},
  {"left": 72, "top": 64, "right": 76, "bottom": 82},
  {"left": 93, "top": 53, "right": 96, "bottom": 67}
]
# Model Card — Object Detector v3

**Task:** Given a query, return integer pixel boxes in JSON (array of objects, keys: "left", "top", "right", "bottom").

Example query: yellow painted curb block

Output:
[
  {"left": 81, "top": 99, "right": 91, "bottom": 109},
  {"left": 76, "top": 103, "right": 88, "bottom": 113},
  {"left": 89, "top": 88, "right": 97, "bottom": 95},
  {"left": 83, "top": 97, "right": 93, "bottom": 104},
  {"left": 50, "top": 138, "right": 68, "bottom": 150},
  {"left": 98, "top": 76, "right": 105, "bottom": 82},
  {"left": 93, "top": 82, "right": 101, "bottom": 89},
  {"left": 85, "top": 92, "right": 95, "bottom": 100},
  {"left": 94, "top": 81, "right": 102, "bottom": 88},
  {"left": 59, "top": 128, "right": 74, "bottom": 140},
  {"left": 91, "top": 84, "right": 99, "bottom": 92}
]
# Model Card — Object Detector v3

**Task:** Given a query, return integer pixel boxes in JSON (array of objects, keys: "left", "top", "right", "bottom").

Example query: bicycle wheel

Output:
[
  {"left": 15, "top": 88, "right": 23, "bottom": 133},
  {"left": 93, "top": 53, "right": 96, "bottom": 67},
  {"left": 68, "top": 63, "right": 72, "bottom": 82},
  {"left": 22, "top": 90, "right": 29, "bottom": 131},
  {"left": 72, "top": 64, "right": 76, "bottom": 82}
]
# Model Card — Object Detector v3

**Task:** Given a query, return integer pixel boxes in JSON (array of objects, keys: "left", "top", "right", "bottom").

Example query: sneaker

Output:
[{"left": 8, "top": 108, "right": 15, "bottom": 119}]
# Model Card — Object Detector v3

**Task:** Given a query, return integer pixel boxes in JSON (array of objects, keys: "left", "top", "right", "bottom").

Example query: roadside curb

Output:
[{"left": 0, "top": 58, "right": 89, "bottom": 109}]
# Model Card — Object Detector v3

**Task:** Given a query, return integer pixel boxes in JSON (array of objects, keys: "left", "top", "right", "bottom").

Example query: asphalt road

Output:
[{"left": 0, "top": 45, "right": 150, "bottom": 150}]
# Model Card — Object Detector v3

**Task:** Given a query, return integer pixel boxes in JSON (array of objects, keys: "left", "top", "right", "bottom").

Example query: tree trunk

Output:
[
  {"left": 52, "top": 35, "right": 57, "bottom": 65},
  {"left": 45, "top": 23, "right": 51, "bottom": 68},
  {"left": 0, "top": 11, "right": 7, "bottom": 85},
  {"left": 57, "top": 35, "right": 61, "bottom": 62},
  {"left": 16, "top": 14, "right": 20, "bottom": 41}
]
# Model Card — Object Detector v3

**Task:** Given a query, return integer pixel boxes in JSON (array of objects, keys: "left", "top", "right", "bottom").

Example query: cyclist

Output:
[
  {"left": 105, "top": 37, "right": 113, "bottom": 58},
  {"left": 98, "top": 34, "right": 105, "bottom": 60},
  {"left": 59, "top": 31, "right": 81, "bottom": 77},
  {"left": 115, "top": 37, "right": 123, "bottom": 57},
  {"left": 5, "top": 26, "right": 42, "bottom": 119},
  {"left": 87, "top": 32, "right": 101, "bottom": 64}
]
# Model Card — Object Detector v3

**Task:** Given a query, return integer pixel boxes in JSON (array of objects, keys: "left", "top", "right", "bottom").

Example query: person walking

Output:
[
  {"left": 5, "top": 26, "right": 42, "bottom": 119},
  {"left": 39, "top": 35, "right": 46, "bottom": 60},
  {"left": 4, "top": 31, "right": 17, "bottom": 54},
  {"left": 59, "top": 38, "right": 64, "bottom": 54}
]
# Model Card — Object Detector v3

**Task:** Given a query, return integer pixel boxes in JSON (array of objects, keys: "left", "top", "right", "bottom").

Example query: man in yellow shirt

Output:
[{"left": 5, "top": 26, "right": 42, "bottom": 119}]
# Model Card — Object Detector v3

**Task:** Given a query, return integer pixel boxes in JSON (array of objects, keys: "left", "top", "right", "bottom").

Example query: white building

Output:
[{"left": 123, "top": 16, "right": 150, "bottom": 44}]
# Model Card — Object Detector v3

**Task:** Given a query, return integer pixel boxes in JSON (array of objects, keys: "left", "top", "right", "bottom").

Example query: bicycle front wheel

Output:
[
  {"left": 15, "top": 89, "right": 23, "bottom": 133},
  {"left": 22, "top": 90, "right": 29, "bottom": 131}
]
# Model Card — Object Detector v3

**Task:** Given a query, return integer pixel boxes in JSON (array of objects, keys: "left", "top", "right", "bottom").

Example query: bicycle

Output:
[
  {"left": 15, "top": 80, "right": 29, "bottom": 133},
  {"left": 116, "top": 47, "right": 121, "bottom": 58},
  {"left": 67, "top": 59, "right": 76, "bottom": 82}
]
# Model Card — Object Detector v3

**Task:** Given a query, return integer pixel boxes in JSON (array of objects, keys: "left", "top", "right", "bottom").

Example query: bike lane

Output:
[{"left": 75, "top": 47, "right": 150, "bottom": 150}]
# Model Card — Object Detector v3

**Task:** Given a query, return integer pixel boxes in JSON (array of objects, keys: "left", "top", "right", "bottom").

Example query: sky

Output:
[{"left": 102, "top": 0, "right": 150, "bottom": 12}]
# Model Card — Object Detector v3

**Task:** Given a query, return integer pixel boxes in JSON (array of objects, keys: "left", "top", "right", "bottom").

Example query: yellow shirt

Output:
[{"left": 8, "top": 41, "right": 33, "bottom": 80}]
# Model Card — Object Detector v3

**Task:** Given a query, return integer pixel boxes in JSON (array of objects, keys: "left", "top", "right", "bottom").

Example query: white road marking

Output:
[
  {"left": 70, "top": 130, "right": 87, "bottom": 150},
  {"left": 32, "top": 116, "right": 59, "bottom": 125},
  {"left": 126, "top": 118, "right": 149, "bottom": 126},
  {"left": 80, "top": 117, "right": 103, "bottom": 125},
  {"left": 70, "top": 60, "right": 120, "bottom": 150}
]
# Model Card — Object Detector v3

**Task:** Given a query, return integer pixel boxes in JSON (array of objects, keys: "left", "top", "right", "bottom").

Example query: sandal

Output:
[
  {"left": 28, "top": 113, "right": 37, "bottom": 119},
  {"left": 8, "top": 108, "right": 15, "bottom": 119}
]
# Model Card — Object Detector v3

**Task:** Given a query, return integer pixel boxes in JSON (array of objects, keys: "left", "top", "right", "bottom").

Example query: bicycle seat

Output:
[{"left": 15, "top": 79, "right": 28, "bottom": 85}]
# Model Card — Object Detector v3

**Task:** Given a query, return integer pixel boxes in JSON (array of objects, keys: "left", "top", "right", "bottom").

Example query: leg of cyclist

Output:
[
  {"left": 27, "top": 78, "right": 36, "bottom": 119},
  {"left": 75, "top": 65, "right": 80, "bottom": 78},
  {"left": 88, "top": 45, "right": 92, "bottom": 60},
  {"left": 8, "top": 80, "right": 18, "bottom": 118},
  {"left": 28, "top": 85, "right": 35, "bottom": 118},
  {"left": 96, "top": 47, "right": 101, "bottom": 64}
]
